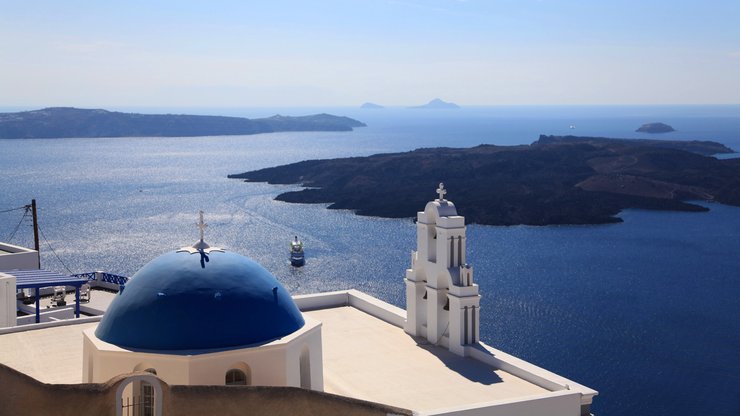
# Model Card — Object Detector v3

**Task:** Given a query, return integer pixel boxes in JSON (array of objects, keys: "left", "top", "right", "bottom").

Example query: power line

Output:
[
  {"left": 37, "top": 224, "right": 74, "bottom": 274},
  {"left": 0, "top": 205, "right": 28, "bottom": 214},
  {"left": 6, "top": 208, "right": 29, "bottom": 242}
]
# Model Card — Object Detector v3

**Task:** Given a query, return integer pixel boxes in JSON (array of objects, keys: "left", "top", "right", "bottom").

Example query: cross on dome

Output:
[
  {"left": 436, "top": 183, "right": 447, "bottom": 200},
  {"left": 177, "top": 211, "right": 224, "bottom": 254},
  {"left": 196, "top": 210, "right": 208, "bottom": 241}
]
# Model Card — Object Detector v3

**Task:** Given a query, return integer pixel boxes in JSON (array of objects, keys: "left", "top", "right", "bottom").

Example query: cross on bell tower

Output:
[{"left": 436, "top": 182, "right": 447, "bottom": 200}]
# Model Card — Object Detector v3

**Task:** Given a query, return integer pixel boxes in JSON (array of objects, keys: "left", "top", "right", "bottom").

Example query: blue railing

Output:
[
  {"left": 99, "top": 272, "right": 129, "bottom": 285},
  {"left": 72, "top": 272, "right": 97, "bottom": 281},
  {"left": 71, "top": 272, "right": 129, "bottom": 285}
]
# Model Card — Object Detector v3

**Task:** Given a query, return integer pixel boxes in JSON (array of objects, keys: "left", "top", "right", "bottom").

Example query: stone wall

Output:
[
  {"left": 0, "top": 364, "right": 410, "bottom": 416},
  {"left": 0, "top": 364, "right": 117, "bottom": 416},
  {"left": 169, "top": 385, "right": 410, "bottom": 416}
]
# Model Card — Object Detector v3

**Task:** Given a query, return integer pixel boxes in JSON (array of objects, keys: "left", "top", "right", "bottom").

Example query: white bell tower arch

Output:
[{"left": 404, "top": 183, "right": 481, "bottom": 356}]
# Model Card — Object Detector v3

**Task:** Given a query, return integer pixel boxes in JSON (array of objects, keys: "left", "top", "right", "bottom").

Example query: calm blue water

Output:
[{"left": 1, "top": 106, "right": 739, "bottom": 415}]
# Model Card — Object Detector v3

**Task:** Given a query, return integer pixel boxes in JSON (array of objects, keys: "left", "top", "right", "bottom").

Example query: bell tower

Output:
[{"left": 404, "top": 183, "right": 481, "bottom": 356}]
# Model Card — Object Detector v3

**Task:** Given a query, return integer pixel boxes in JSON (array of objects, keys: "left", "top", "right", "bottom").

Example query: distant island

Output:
[
  {"left": 229, "top": 135, "right": 739, "bottom": 226},
  {"left": 0, "top": 107, "right": 366, "bottom": 139},
  {"left": 409, "top": 98, "right": 460, "bottom": 109},
  {"left": 636, "top": 122, "right": 675, "bottom": 133},
  {"left": 537, "top": 134, "right": 729, "bottom": 156},
  {"left": 360, "top": 102, "right": 384, "bottom": 109}
]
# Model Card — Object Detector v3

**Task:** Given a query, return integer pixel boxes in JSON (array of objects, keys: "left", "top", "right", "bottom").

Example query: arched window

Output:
[
  {"left": 450, "top": 236, "right": 454, "bottom": 267},
  {"left": 225, "top": 369, "right": 248, "bottom": 386},
  {"left": 457, "top": 236, "right": 463, "bottom": 266},
  {"left": 139, "top": 369, "right": 157, "bottom": 416},
  {"left": 427, "top": 227, "right": 437, "bottom": 262}
]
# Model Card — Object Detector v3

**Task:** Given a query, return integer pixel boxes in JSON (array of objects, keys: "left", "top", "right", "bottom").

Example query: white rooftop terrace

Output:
[
  {"left": 0, "top": 321, "right": 99, "bottom": 384},
  {"left": 308, "top": 305, "right": 549, "bottom": 412},
  {"left": 297, "top": 291, "right": 595, "bottom": 415},
  {"left": 0, "top": 290, "right": 596, "bottom": 415}
]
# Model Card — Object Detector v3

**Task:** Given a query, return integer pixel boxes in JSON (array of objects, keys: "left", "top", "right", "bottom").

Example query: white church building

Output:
[{"left": 0, "top": 185, "right": 597, "bottom": 416}]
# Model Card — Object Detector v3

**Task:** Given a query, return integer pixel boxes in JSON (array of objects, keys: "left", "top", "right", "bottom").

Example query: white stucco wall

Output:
[
  {"left": 0, "top": 273, "right": 16, "bottom": 328},
  {"left": 422, "top": 390, "right": 582, "bottom": 416},
  {"left": 83, "top": 316, "right": 324, "bottom": 391},
  {"left": 0, "top": 243, "right": 39, "bottom": 270}
]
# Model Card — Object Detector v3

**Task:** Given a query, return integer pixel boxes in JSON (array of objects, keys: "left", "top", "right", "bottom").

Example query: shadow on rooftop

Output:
[{"left": 413, "top": 337, "right": 503, "bottom": 385}]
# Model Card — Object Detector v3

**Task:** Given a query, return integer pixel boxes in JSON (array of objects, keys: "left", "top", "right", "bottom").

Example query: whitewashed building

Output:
[{"left": 0, "top": 188, "right": 597, "bottom": 416}]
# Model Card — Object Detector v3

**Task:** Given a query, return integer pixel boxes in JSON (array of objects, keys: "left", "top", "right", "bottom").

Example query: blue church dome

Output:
[{"left": 95, "top": 247, "right": 305, "bottom": 351}]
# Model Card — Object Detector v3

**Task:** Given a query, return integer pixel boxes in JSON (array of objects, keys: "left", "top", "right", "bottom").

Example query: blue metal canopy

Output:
[
  {"left": 4, "top": 269, "right": 87, "bottom": 289},
  {"left": 1, "top": 269, "right": 88, "bottom": 323}
]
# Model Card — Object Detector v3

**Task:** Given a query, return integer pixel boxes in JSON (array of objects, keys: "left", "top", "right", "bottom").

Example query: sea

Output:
[{"left": 1, "top": 105, "right": 739, "bottom": 416}]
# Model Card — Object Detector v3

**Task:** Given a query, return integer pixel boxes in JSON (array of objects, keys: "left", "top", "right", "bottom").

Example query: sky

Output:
[{"left": 1, "top": 0, "right": 739, "bottom": 107}]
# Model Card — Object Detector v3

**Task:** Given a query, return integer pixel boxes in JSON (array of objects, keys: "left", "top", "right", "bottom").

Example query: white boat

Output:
[{"left": 290, "top": 236, "right": 305, "bottom": 267}]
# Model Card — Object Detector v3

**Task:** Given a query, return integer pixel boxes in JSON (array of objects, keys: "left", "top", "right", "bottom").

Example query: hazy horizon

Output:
[
  {"left": 1, "top": 1, "right": 739, "bottom": 107},
  {"left": 3, "top": 103, "right": 740, "bottom": 113}
]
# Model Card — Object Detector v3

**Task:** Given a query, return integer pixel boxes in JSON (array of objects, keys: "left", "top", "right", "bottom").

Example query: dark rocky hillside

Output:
[
  {"left": 536, "top": 135, "right": 731, "bottom": 156},
  {"left": 229, "top": 135, "right": 740, "bottom": 226}
]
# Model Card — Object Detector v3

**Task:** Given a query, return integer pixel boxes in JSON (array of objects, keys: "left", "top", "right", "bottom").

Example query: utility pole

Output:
[{"left": 31, "top": 199, "right": 40, "bottom": 268}]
